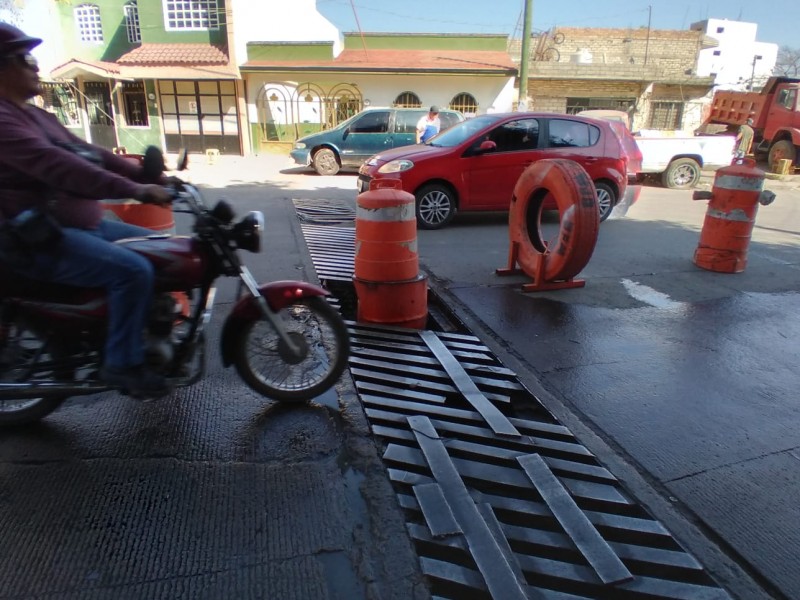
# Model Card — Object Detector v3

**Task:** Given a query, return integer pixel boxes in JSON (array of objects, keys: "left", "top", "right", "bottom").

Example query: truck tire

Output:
[
  {"left": 662, "top": 158, "right": 701, "bottom": 189},
  {"left": 768, "top": 140, "right": 796, "bottom": 171}
]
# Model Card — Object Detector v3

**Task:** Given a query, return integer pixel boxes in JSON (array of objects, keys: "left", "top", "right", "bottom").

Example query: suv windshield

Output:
[{"left": 427, "top": 114, "right": 503, "bottom": 147}]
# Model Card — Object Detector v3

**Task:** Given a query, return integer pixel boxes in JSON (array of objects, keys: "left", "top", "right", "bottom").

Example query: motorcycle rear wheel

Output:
[
  {"left": 232, "top": 297, "right": 350, "bottom": 401},
  {"left": 0, "top": 324, "right": 68, "bottom": 426}
]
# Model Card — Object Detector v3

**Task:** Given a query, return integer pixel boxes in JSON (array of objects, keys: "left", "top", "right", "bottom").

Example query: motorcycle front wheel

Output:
[
  {"left": 232, "top": 297, "right": 350, "bottom": 402},
  {"left": 0, "top": 323, "right": 68, "bottom": 426}
]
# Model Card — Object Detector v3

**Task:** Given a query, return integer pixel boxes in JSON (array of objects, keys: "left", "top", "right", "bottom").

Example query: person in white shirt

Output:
[{"left": 416, "top": 106, "right": 441, "bottom": 143}]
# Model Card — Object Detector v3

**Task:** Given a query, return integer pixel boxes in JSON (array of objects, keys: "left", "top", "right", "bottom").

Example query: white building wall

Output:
[
  {"left": 692, "top": 18, "right": 777, "bottom": 91},
  {"left": 2, "top": 0, "right": 65, "bottom": 76},
  {"left": 245, "top": 73, "right": 515, "bottom": 126},
  {"left": 230, "top": 0, "right": 343, "bottom": 65}
]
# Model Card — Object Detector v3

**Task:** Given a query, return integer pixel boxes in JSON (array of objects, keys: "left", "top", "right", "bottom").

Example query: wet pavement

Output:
[{"left": 417, "top": 181, "right": 800, "bottom": 599}]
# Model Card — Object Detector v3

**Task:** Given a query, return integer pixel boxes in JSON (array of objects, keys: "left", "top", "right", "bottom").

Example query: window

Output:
[
  {"left": 40, "top": 82, "right": 80, "bottom": 127},
  {"left": 124, "top": 1, "right": 141, "bottom": 43},
  {"left": 777, "top": 89, "right": 797, "bottom": 110},
  {"left": 450, "top": 92, "right": 478, "bottom": 118},
  {"left": 75, "top": 4, "right": 103, "bottom": 44},
  {"left": 350, "top": 111, "right": 389, "bottom": 134},
  {"left": 566, "top": 97, "right": 635, "bottom": 115},
  {"left": 394, "top": 110, "right": 424, "bottom": 134},
  {"left": 716, "top": 26, "right": 725, "bottom": 33},
  {"left": 163, "top": 0, "right": 219, "bottom": 31},
  {"left": 713, "top": 50, "right": 721, "bottom": 56},
  {"left": 649, "top": 101, "right": 683, "bottom": 130},
  {"left": 484, "top": 119, "right": 539, "bottom": 152},
  {"left": 122, "top": 81, "right": 149, "bottom": 126},
  {"left": 547, "top": 119, "right": 599, "bottom": 148},
  {"left": 394, "top": 92, "right": 421, "bottom": 108}
]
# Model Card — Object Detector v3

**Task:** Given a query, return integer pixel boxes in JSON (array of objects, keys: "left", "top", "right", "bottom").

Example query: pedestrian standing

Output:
[
  {"left": 735, "top": 117, "right": 755, "bottom": 158},
  {"left": 416, "top": 106, "right": 441, "bottom": 143}
]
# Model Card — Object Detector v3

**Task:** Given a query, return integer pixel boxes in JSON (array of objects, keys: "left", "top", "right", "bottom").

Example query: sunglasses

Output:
[{"left": 2, "top": 53, "right": 38, "bottom": 69}]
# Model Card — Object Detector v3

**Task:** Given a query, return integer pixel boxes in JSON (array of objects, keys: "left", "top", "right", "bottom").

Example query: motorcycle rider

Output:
[{"left": 0, "top": 23, "right": 174, "bottom": 398}]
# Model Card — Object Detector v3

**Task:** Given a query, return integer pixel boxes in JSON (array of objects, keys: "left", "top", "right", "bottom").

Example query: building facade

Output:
[
  {"left": 691, "top": 18, "right": 778, "bottom": 92},
  {"left": 512, "top": 27, "right": 719, "bottom": 132}
]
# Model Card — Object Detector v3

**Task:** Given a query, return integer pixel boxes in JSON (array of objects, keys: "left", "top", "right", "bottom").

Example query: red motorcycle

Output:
[{"left": 0, "top": 154, "right": 350, "bottom": 426}]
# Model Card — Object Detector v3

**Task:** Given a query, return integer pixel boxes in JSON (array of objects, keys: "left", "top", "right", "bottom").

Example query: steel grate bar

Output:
[
  {"left": 408, "top": 415, "right": 529, "bottom": 600},
  {"left": 414, "top": 483, "right": 463, "bottom": 538},
  {"left": 518, "top": 454, "right": 633, "bottom": 586},
  {"left": 420, "top": 331, "right": 520, "bottom": 437}
]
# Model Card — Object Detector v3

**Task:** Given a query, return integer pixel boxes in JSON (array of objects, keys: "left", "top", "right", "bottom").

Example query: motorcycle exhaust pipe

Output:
[{"left": 0, "top": 382, "right": 110, "bottom": 400}]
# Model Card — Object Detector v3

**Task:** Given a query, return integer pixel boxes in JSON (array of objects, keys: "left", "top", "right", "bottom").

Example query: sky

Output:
[{"left": 316, "top": 0, "right": 797, "bottom": 48}]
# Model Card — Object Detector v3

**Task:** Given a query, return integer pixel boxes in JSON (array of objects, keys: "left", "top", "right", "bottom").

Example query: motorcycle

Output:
[{"left": 0, "top": 149, "right": 351, "bottom": 426}]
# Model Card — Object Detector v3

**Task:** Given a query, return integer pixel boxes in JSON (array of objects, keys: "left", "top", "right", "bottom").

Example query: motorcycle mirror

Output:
[
  {"left": 176, "top": 149, "right": 189, "bottom": 172},
  {"left": 142, "top": 146, "right": 166, "bottom": 181}
]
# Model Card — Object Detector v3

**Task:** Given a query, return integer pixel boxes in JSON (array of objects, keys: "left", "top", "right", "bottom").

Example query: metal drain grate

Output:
[
  {"left": 294, "top": 200, "right": 731, "bottom": 599},
  {"left": 348, "top": 324, "right": 730, "bottom": 599}
]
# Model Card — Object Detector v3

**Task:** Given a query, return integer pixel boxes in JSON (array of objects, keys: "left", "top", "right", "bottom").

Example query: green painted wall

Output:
[
  {"left": 247, "top": 43, "right": 334, "bottom": 62},
  {"left": 342, "top": 34, "right": 507, "bottom": 52},
  {"left": 56, "top": 0, "right": 227, "bottom": 62}
]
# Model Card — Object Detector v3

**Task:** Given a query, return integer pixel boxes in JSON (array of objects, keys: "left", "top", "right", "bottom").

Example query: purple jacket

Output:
[{"left": 0, "top": 98, "right": 149, "bottom": 228}]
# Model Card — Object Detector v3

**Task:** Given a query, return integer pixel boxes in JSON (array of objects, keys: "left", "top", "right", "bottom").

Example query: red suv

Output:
[{"left": 358, "top": 112, "right": 642, "bottom": 229}]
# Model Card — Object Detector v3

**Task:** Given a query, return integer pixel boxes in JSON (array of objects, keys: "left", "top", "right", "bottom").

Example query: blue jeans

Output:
[{"left": 21, "top": 219, "right": 156, "bottom": 370}]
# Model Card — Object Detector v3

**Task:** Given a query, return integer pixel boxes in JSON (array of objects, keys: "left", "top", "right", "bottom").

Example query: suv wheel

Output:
[
  {"left": 312, "top": 148, "right": 340, "bottom": 176},
  {"left": 415, "top": 184, "right": 456, "bottom": 230}
]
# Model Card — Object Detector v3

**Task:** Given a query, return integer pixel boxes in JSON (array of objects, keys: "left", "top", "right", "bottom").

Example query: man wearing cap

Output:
[
  {"left": 0, "top": 22, "right": 174, "bottom": 398},
  {"left": 416, "top": 106, "right": 441, "bottom": 143}
]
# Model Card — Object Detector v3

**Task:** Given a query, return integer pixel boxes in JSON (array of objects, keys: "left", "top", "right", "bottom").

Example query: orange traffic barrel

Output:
[
  {"left": 354, "top": 179, "right": 418, "bottom": 281},
  {"left": 693, "top": 158, "right": 776, "bottom": 273},
  {"left": 353, "top": 179, "right": 428, "bottom": 329}
]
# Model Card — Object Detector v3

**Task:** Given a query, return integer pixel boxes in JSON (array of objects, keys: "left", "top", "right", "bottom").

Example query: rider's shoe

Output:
[{"left": 100, "top": 364, "right": 171, "bottom": 399}]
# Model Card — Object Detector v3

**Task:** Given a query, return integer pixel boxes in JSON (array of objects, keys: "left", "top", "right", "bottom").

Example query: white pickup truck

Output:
[
  {"left": 634, "top": 129, "right": 736, "bottom": 189},
  {"left": 578, "top": 111, "right": 736, "bottom": 189}
]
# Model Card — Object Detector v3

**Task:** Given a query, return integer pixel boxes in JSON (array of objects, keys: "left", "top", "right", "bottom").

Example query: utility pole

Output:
[{"left": 517, "top": 0, "right": 533, "bottom": 111}]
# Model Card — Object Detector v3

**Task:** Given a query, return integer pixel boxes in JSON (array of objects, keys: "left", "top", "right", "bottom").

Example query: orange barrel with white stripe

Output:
[
  {"left": 102, "top": 153, "right": 176, "bottom": 235},
  {"left": 354, "top": 179, "right": 418, "bottom": 281},
  {"left": 353, "top": 178, "right": 427, "bottom": 329},
  {"left": 693, "top": 158, "right": 776, "bottom": 273}
]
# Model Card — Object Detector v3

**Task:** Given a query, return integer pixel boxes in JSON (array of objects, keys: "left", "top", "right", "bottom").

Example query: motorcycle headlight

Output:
[
  {"left": 231, "top": 211, "right": 264, "bottom": 253},
  {"left": 378, "top": 159, "right": 414, "bottom": 174},
  {"left": 294, "top": 142, "right": 307, "bottom": 149}
]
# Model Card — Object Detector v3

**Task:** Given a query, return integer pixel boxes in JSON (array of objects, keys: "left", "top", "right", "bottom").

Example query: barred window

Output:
[
  {"left": 648, "top": 101, "right": 683, "bottom": 130},
  {"left": 75, "top": 4, "right": 104, "bottom": 44},
  {"left": 124, "top": 1, "right": 141, "bottom": 43},
  {"left": 122, "top": 81, "right": 149, "bottom": 127},
  {"left": 449, "top": 92, "right": 478, "bottom": 118},
  {"left": 163, "top": 0, "right": 219, "bottom": 31},
  {"left": 40, "top": 82, "right": 81, "bottom": 127},
  {"left": 393, "top": 92, "right": 421, "bottom": 108}
]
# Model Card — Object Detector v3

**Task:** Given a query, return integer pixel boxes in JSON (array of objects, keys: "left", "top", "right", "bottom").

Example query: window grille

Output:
[
  {"left": 124, "top": 1, "right": 141, "bottom": 43},
  {"left": 75, "top": 4, "right": 104, "bottom": 44},
  {"left": 163, "top": 0, "right": 219, "bottom": 31},
  {"left": 449, "top": 92, "right": 478, "bottom": 117},
  {"left": 40, "top": 82, "right": 80, "bottom": 127},
  {"left": 648, "top": 101, "right": 683, "bottom": 130},
  {"left": 393, "top": 92, "right": 421, "bottom": 108},
  {"left": 565, "top": 97, "right": 635, "bottom": 114},
  {"left": 122, "top": 81, "right": 149, "bottom": 127}
]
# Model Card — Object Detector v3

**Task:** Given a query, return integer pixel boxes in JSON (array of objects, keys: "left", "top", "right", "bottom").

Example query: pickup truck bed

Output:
[{"left": 635, "top": 134, "right": 736, "bottom": 189}]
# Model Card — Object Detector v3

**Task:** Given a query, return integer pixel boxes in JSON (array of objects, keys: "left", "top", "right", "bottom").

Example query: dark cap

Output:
[
  {"left": 0, "top": 22, "right": 42, "bottom": 56},
  {"left": 429, "top": 105, "right": 440, "bottom": 114}
]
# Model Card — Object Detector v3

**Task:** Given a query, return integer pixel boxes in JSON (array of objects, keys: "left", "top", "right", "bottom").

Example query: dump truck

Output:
[{"left": 699, "top": 76, "right": 800, "bottom": 170}]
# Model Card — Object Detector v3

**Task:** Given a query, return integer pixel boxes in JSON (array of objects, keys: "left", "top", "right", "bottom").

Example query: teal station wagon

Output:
[{"left": 290, "top": 107, "right": 464, "bottom": 175}]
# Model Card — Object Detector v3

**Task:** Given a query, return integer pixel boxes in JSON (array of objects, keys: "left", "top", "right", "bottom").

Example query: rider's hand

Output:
[{"left": 136, "top": 184, "right": 172, "bottom": 206}]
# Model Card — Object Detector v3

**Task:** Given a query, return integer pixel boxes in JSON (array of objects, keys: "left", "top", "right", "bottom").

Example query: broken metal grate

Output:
[{"left": 295, "top": 200, "right": 731, "bottom": 599}]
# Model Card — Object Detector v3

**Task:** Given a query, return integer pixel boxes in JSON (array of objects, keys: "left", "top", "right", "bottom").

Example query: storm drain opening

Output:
[{"left": 293, "top": 199, "right": 731, "bottom": 600}]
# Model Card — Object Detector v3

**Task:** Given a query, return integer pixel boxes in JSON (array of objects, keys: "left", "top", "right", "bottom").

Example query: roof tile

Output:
[{"left": 117, "top": 43, "right": 229, "bottom": 66}]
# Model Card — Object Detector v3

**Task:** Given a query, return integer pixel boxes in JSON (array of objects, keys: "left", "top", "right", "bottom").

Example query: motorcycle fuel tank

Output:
[{"left": 118, "top": 235, "right": 207, "bottom": 290}]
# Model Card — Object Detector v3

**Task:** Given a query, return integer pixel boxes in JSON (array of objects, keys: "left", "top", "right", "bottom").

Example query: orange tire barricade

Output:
[{"left": 496, "top": 159, "right": 600, "bottom": 291}]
